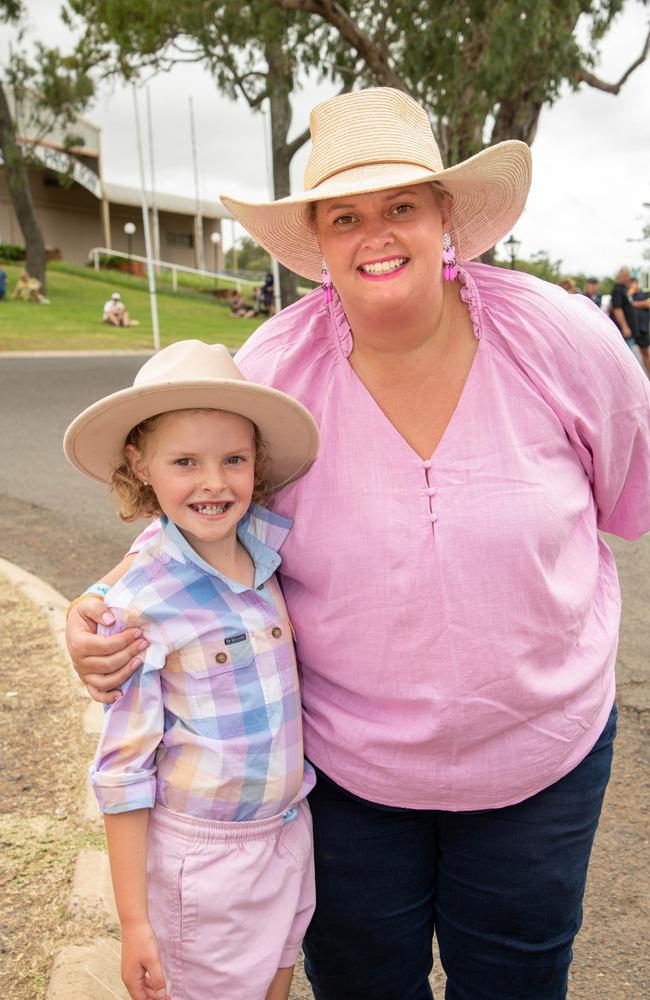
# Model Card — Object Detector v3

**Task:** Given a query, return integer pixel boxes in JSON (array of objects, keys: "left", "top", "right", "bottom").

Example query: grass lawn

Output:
[{"left": 0, "top": 262, "right": 263, "bottom": 351}]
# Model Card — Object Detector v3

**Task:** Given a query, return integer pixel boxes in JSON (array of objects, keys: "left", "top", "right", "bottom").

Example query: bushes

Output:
[{"left": 0, "top": 244, "right": 26, "bottom": 263}]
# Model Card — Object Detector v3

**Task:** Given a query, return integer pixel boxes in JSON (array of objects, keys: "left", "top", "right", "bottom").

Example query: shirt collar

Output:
[{"left": 157, "top": 505, "right": 292, "bottom": 592}]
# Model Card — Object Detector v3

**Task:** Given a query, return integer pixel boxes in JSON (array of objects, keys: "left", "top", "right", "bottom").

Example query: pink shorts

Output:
[{"left": 147, "top": 800, "right": 315, "bottom": 1000}]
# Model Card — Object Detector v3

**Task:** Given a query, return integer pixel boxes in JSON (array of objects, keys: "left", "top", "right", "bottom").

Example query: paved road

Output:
[
  {"left": 1, "top": 354, "right": 648, "bottom": 718},
  {"left": 0, "top": 355, "right": 153, "bottom": 600}
]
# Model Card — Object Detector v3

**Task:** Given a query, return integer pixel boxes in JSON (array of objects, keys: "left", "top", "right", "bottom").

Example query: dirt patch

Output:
[
  {"left": 1, "top": 571, "right": 648, "bottom": 1000},
  {"left": 0, "top": 576, "right": 107, "bottom": 999}
]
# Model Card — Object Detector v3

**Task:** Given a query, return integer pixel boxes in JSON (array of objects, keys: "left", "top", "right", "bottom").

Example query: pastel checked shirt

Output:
[{"left": 90, "top": 505, "right": 314, "bottom": 821}]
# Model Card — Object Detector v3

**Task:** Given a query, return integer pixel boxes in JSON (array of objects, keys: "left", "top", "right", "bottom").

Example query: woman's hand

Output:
[
  {"left": 66, "top": 597, "right": 148, "bottom": 704},
  {"left": 120, "top": 920, "right": 169, "bottom": 1000}
]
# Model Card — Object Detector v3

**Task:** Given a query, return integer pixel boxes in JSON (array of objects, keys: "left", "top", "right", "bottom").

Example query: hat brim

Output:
[
  {"left": 63, "top": 380, "right": 319, "bottom": 491},
  {"left": 221, "top": 140, "right": 532, "bottom": 282}
]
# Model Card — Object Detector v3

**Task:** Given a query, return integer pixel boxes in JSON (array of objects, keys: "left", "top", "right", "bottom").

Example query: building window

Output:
[{"left": 167, "top": 231, "right": 194, "bottom": 248}]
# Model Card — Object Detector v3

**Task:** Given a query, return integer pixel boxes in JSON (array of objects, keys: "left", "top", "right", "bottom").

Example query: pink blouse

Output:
[{"left": 232, "top": 263, "right": 650, "bottom": 810}]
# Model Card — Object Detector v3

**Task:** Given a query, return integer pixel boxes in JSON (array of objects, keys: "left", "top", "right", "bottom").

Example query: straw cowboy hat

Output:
[
  {"left": 221, "top": 87, "right": 532, "bottom": 283},
  {"left": 63, "top": 340, "right": 319, "bottom": 490}
]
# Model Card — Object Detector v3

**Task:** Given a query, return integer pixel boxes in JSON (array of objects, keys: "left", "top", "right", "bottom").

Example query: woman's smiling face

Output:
[{"left": 313, "top": 183, "right": 450, "bottom": 314}]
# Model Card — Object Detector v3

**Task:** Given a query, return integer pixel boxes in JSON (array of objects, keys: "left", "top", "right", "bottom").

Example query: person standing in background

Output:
[
  {"left": 582, "top": 277, "right": 602, "bottom": 307},
  {"left": 629, "top": 275, "right": 650, "bottom": 377},
  {"left": 609, "top": 267, "right": 637, "bottom": 348}
]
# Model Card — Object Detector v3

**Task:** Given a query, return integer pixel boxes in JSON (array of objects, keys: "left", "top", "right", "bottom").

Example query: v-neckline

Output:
[
  {"left": 332, "top": 268, "right": 483, "bottom": 463},
  {"left": 343, "top": 336, "right": 482, "bottom": 463}
]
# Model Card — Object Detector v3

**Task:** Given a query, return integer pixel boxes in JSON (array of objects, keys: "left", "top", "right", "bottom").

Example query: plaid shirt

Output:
[{"left": 90, "top": 506, "right": 314, "bottom": 822}]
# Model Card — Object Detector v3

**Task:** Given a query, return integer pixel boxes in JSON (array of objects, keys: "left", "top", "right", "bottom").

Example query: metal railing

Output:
[{"left": 88, "top": 248, "right": 259, "bottom": 292}]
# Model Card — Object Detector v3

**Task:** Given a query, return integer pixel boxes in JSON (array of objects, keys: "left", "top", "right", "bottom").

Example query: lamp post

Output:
[
  {"left": 210, "top": 231, "right": 221, "bottom": 285},
  {"left": 123, "top": 222, "right": 136, "bottom": 275},
  {"left": 503, "top": 234, "right": 521, "bottom": 270}
]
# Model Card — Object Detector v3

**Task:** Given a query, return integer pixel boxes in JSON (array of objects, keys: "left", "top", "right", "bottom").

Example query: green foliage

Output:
[
  {"left": 271, "top": 0, "right": 647, "bottom": 161},
  {"left": 97, "top": 252, "right": 125, "bottom": 269},
  {"left": 225, "top": 236, "right": 271, "bottom": 273},
  {"left": 494, "top": 250, "right": 564, "bottom": 283},
  {"left": 6, "top": 43, "right": 95, "bottom": 144},
  {"left": 0, "top": 243, "right": 27, "bottom": 262},
  {"left": 0, "top": 0, "right": 23, "bottom": 21},
  {"left": 63, "top": 0, "right": 330, "bottom": 107}
]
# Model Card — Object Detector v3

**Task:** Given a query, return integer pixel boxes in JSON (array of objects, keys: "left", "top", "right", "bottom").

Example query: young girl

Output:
[{"left": 63, "top": 340, "right": 320, "bottom": 1000}]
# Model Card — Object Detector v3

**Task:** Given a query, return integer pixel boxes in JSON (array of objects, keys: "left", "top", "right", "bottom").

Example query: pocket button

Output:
[
  {"left": 215, "top": 651, "right": 228, "bottom": 664},
  {"left": 271, "top": 626, "right": 282, "bottom": 639}
]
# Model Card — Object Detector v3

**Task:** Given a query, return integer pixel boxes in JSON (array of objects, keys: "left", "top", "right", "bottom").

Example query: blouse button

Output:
[
  {"left": 215, "top": 651, "right": 228, "bottom": 664},
  {"left": 430, "top": 512, "right": 439, "bottom": 523},
  {"left": 271, "top": 626, "right": 282, "bottom": 639},
  {"left": 426, "top": 486, "right": 437, "bottom": 496},
  {"left": 421, "top": 459, "right": 432, "bottom": 469}
]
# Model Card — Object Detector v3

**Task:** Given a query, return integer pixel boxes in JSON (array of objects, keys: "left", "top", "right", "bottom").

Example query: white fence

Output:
[{"left": 88, "top": 247, "right": 260, "bottom": 293}]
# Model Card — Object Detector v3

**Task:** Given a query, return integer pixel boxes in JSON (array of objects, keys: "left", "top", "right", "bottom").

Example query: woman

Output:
[{"left": 66, "top": 88, "right": 650, "bottom": 1000}]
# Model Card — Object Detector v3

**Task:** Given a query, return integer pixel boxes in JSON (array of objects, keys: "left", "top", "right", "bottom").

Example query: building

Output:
[{"left": 0, "top": 87, "right": 229, "bottom": 270}]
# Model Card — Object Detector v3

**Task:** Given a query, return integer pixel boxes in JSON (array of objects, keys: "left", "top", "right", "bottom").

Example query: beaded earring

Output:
[
  {"left": 321, "top": 262, "right": 333, "bottom": 304},
  {"left": 442, "top": 233, "right": 458, "bottom": 281}
]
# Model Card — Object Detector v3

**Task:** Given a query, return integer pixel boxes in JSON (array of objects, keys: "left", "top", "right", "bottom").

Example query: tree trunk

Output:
[
  {"left": 0, "top": 82, "right": 47, "bottom": 291},
  {"left": 265, "top": 37, "right": 299, "bottom": 308}
]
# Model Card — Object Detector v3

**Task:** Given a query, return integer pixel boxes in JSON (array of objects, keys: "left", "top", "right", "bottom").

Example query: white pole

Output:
[
  {"left": 189, "top": 96, "right": 205, "bottom": 272},
  {"left": 132, "top": 87, "right": 160, "bottom": 351},
  {"left": 146, "top": 86, "right": 160, "bottom": 267},
  {"left": 230, "top": 219, "right": 240, "bottom": 289},
  {"left": 263, "top": 101, "right": 282, "bottom": 315}
]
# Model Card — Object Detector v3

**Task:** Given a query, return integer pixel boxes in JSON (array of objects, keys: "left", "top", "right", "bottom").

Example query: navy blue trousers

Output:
[{"left": 303, "top": 704, "right": 616, "bottom": 1000}]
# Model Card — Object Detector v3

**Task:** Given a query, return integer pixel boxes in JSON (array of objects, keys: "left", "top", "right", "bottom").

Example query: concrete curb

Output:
[
  {"left": 0, "top": 558, "right": 128, "bottom": 999},
  {"left": 0, "top": 350, "right": 155, "bottom": 358}
]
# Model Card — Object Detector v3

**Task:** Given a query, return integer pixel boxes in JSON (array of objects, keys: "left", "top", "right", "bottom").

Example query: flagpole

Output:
[{"left": 132, "top": 87, "right": 160, "bottom": 351}]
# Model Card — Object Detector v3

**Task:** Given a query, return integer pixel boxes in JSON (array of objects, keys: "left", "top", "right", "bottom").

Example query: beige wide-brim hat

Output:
[
  {"left": 63, "top": 340, "right": 319, "bottom": 490},
  {"left": 221, "top": 87, "right": 532, "bottom": 283}
]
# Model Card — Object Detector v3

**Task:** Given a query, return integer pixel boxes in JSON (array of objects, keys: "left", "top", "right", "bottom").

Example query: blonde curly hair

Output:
[{"left": 110, "top": 409, "right": 272, "bottom": 523}]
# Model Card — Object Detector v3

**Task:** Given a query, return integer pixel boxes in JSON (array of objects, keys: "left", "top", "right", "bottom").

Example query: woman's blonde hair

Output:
[{"left": 110, "top": 409, "right": 272, "bottom": 522}]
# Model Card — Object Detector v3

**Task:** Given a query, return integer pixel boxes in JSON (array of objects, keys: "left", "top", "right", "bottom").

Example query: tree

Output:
[
  {"left": 64, "top": 0, "right": 345, "bottom": 306},
  {"left": 0, "top": 2, "right": 93, "bottom": 289},
  {"left": 225, "top": 236, "right": 271, "bottom": 273},
  {"left": 494, "top": 250, "right": 563, "bottom": 284},
  {"left": 64, "top": 0, "right": 649, "bottom": 286},
  {"left": 272, "top": 0, "right": 650, "bottom": 163}
]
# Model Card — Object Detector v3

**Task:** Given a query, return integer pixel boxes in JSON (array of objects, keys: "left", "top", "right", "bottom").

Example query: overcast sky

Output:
[{"left": 3, "top": 1, "right": 650, "bottom": 277}]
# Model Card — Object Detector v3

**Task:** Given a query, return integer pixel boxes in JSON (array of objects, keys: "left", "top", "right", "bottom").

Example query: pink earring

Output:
[
  {"left": 442, "top": 233, "right": 458, "bottom": 281},
  {"left": 321, "top": 262, "right": 333, "bottom": 304}
]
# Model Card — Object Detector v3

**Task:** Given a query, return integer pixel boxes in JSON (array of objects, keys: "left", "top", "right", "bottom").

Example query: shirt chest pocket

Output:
[
  {"left": 179, "top": 630, "right": 256, "bottom": 680},
  {"left": 177, "top": 623, "right": 297, "bottom": 695}
]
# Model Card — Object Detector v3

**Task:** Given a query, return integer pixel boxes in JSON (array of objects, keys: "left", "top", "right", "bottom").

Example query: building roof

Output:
[{"left": 103, "top": 181, "right": 231, "bottom": 220}]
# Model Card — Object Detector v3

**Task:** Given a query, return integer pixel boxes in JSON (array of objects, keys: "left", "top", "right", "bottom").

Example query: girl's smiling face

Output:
[
  {"left": 126, "top": 409, "right": 256, "bottom": 563},
  {"left": 313, "top": 183, "right": 450, "bottom": 314}
]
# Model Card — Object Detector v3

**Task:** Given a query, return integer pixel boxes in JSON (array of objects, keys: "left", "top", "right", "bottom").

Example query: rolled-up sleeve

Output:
[{"left": 90, "top": 610, "right": 168, "bottom": 814}]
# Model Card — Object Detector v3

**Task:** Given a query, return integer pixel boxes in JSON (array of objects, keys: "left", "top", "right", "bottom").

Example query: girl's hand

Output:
[
  {"left": 120, "top": 920, "right": 169, "bottom": 1000},
  {"left": 66, "top": 598, "right": 147, "bottom": 704}
]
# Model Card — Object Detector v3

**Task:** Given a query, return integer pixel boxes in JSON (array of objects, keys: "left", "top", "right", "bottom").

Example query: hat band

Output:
[{"left": 307, "top": 157, "right": 440, "bottom": 192}]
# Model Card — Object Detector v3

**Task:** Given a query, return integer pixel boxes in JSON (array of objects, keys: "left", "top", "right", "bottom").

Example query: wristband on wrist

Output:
[{"left": 66, "top": 582, "right": 112, "bottom": 619}]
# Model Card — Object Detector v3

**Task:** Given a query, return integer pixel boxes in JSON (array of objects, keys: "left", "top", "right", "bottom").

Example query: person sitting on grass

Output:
[
  {"left": 11, "top": 270, "right": 49, "bottom": 304},
  {"left": 103, "top": 291, "right": 137, "bottom": 327},
  {"left": 228, "top": 288, "right": 256, "bottom": 318}
]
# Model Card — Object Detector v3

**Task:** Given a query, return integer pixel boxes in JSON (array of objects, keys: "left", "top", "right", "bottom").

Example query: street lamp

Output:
[
  {"left": 123, "top": 222, "right": 136, "bottom": 276},
  {"left": 210, "top": 231, "right": 221, "bottom": 289},
  {"left": 503, "top": 233, "right": 521, "bottom": 270}
]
